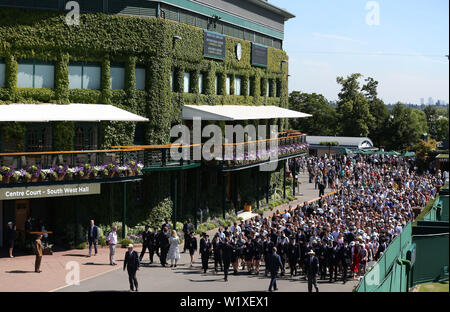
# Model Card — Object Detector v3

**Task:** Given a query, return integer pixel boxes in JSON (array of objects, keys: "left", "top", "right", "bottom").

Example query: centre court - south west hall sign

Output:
[{"left": 0, "top": 183, "right": 101, "bottom": 200}]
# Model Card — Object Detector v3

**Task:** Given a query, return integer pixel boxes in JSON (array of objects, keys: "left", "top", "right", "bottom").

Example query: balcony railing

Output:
[{"left": 0, "top": 131, "right": 309, "bottom": 184}]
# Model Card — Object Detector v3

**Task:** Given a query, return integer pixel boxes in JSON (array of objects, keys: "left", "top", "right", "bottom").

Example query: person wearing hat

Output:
[
  {"left": 200, "top": 233, "right": 212, "bottom": 274},
  {"left": 34, "top": 234, "right": 43, "bottom": 273},
  {"left": 123, "top": 244, "right": 140, "bottom": 292},
  {"left": 7, "top": 221, "right": 16, "bottom": 258},
  {"left": 305, "top": 250, "right": 319, "bottom": 292}
]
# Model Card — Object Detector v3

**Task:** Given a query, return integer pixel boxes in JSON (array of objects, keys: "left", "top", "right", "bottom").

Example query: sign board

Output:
[
  {"left": 251, "top": 43, "right": 268, "bottom": 67},
  {"left": 0, "top": 183, "right": 101, "bottom": 200},
  {"left": 203, "top": 30, "right": 226, "bottom": 60}
]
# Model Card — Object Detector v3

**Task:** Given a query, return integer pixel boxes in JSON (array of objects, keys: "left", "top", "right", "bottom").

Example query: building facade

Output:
[{"left": 0, "top": 1, "right": 301, "bottom": 248}]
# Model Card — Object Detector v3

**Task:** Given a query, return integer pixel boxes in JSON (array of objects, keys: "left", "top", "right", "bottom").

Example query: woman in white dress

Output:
[{"left": 168, "top": 230, "right": 180, "bottom": 267}]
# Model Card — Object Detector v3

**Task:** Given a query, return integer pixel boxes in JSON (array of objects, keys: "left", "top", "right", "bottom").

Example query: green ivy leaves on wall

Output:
[{"left": 53, "top": 121, "right": 75, "bottom": 151}]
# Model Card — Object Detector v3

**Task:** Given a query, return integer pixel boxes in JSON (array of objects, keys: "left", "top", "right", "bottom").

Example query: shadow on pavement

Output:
[{"left": 5, "top": 270, "right": 36, "bottom": 274}]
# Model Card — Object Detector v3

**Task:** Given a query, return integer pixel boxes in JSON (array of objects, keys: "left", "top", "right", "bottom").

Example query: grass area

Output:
[{"left": 416, "top": 281, "right": 449, "bottom": 292}]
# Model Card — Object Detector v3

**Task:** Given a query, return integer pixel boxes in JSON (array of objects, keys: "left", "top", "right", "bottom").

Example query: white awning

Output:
[
  {"left": 0, "top": 104, "right": 149, "bottom": 122},
  {"left": 182, "top": 105, "right": 312, "bottom": 121}
]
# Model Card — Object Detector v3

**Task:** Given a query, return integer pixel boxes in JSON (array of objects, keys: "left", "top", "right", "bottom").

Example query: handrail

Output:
[
  {"left": 112, "top": 133, "right": 307, "bottom": 150},
  {"left": 0, "top": 148, "right": 144, "bottom": 157}
]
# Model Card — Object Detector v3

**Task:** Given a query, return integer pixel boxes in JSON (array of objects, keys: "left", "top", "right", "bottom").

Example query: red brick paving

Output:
[{"left": 0, "top": 246, "right": 128, "bottom": 292}]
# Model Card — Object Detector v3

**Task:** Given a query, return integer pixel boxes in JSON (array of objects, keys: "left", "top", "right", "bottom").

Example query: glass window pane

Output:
[
  {"left": 184, "top": 72, "right": 190, "bottom": 93},
  {"left": 0, "top": 62, "right": 5, "bottom": 88},
  {"left": 235, "top": 76, "right": 241, "bottom": 96},
  {"left": 83, "top": 65, "right": 101, "bottom": 90},
  {"left": 226, "top": 76, "right": 231, "bottom": 95},
  {"left": 135, "top": 67, "right": 146, "bottom": 90},
  {"left": 34, "top": 64, "right": 54, "bottom": 89},
  {"left": 248, "top": 78, "right": 252, "bottom": 96},
  {"left": 17, "top": 63, "right": 34, "bottom": 88},
  {"left": 68, "top": 64, "right": 82, "bottom": 89},
  {"left": 110, "top": 66, "right": 125, "bottom": 90},
  {"left": 199, "top": 73, "right": 203, "bottom": 94}
]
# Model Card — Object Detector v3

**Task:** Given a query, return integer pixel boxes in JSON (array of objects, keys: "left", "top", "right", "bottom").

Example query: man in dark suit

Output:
[
  {"left": 305, "top": 250, "right": 319, "bottom": 292},
  {"left": 161, "top": 218, "right": 171, "bottom": 232},
  {"left": 288, "top": 237, "right": 300, "bottom": 277},
  {"left": 187, "top": 232, "right": 197, "bottom": 267},
  {"left": 158, "top": 226, "right": 170, "bottom": 267},
  {"left": 123, "top": 244, "right": 140, "bottom": 292},
  {"left": 87, "top": 220, "right": 99, "bottom": 257},
  {"left": 200, "top": 233, "right": 212, "bottom": 274},
  {"left": 263, "top": 235, "right": 275, "bottom": 277},
  {"left": 221, "top": 237, "right": 234, "bottom": 281},
  {"left": 25, "top": 216, "right": 33, "bottom": 250},
  {"left": 139, "top": 225, "right": 152, "bottom": 262},
  {"left": 339, "top": 240, "right": 353, "bottom": 284},
  {"left": 267, "top": 247, "right": 283, "bottom": 292},
  {"left": 328, "top": 241, "right": 339, "bottom": 283}
]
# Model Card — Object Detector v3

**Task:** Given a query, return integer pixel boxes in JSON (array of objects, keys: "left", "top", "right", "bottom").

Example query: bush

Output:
[
  {"left": 75, "top": 242, "right": 87, "bottom": 249},
  {"left": 176, "top": 222, "right": 183, "bottom": 233},
  {"left": 98, "top": 236, "right": 107, "bottom": 247},
  {"left": 147, "top": 198, "right": 173, "bottom": 230},
  {"left": 119, "top": 238, "right": 133, "bottom": 248}
]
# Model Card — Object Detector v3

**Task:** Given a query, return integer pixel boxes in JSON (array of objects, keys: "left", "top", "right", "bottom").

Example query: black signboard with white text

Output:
[
  {"left": 251, "top": 43, "right": 268, "bottom": 67},
  {"left": 203, "top": 30, "right": 226, "bottom": 60}
]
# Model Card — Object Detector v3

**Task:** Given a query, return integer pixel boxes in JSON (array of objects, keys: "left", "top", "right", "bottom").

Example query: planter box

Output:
[{"left": 244, "top": 205, "right": 252, "bottom": 212}]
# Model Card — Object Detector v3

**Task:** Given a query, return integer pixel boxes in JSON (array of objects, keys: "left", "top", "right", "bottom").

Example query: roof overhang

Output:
[
  {"left": 0, "top": 104, "right": 149, "bottom": 122},
  {"left": 182, "top": 105, "right": 312, "bottom": 121},
  {"left": 249, "top": 0, "right": 296, "bottom": 20}
]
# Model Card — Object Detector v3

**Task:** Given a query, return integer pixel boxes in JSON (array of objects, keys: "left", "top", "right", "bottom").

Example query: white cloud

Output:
[{"left": 312, "top": 32, "right": 366, "bottom": 44}]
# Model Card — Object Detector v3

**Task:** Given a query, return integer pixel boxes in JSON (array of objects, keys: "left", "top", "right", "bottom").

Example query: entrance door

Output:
[{"left": 15, "top": 200, "right": 30, "bottom": 234}]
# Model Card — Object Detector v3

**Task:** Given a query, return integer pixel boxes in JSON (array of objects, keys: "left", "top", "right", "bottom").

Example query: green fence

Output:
[
  {"left": 356, "top": 222, "right": 412, "bottom": 292},
  {"left": 412, "top": 233, "right": 449, "bottom": 285}
]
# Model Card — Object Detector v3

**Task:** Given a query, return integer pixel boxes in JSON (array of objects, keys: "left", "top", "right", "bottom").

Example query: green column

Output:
[
  {"left": 222, "top": 173, "right": 226, "bottom": 219},
  {"left": 266, "top": 171, "right": 270, "bottom": 204},
  {"left": 122, "top": 183, "right": 127, "bottom": 239},
  {"left": 194, "top": 168, "right": 200, "bottom": 229},
  {"left": 173, "top": 172, "right": 178, "bottom": 230},
  {"left": 292, "top": 160, "right": 296, "bottom": 197},
  {"left": 256, "top": 168, "right": 260, "bottom": 210},
  {"left": 283, "top": 160, "right": 286, "bottom": 199}
]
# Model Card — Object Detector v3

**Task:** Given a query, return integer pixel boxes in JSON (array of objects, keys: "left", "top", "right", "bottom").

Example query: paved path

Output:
[{"left": 0, "top": 173, "right": 354, "bottom": 292}]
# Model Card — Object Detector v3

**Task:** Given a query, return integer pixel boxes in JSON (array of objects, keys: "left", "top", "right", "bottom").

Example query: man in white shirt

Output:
[{"left": 107, "top": 226, "right": 118, "bottom": 265}]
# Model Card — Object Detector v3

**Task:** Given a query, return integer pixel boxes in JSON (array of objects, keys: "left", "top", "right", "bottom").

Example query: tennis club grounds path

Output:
[{"left": 1, "top": 173, "right": 356, "bottom": 292}]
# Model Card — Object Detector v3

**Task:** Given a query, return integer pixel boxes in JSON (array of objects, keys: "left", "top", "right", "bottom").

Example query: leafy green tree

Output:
[
  {"left": 423, "top": 105, "right": 440, "bottom": 139},
  {"left": 436, "top": 117, "right": 449, "bottom": 142},
  {"left": 362, "top": 77, "right": 389, "bottom": 148},
  {"left": 413, "top": 139, "right": 438, "bottom": 171},
  {"left": 386, "top": 103, "right": 428, "bottom": 150},
  {"left": 336, "top": 74, "right": 375, "bottom": 137},
  {"left": 288, "top": 91, "right": 337, "bottom": 135}
]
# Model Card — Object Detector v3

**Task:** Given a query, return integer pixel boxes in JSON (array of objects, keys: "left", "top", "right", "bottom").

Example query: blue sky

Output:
[{"left": 270, "top": 0, "right": 449, "bottom": 104}]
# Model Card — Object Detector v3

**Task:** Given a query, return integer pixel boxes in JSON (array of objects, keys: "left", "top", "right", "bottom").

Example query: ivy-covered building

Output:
[{"left": 0, "top": 0, "right": 305, "bottom": 248}]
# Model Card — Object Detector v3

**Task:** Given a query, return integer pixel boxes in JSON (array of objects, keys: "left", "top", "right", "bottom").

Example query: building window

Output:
[
  {"left": 226, "top": 75, "right": 232, "bottom": 95},
  {"left": 110, "top": 64, "right": 125, "bottom": 90},
  {"left": 26, "top": 124, "right": 52, "bottom": 152},
  {"left": 267, "top": 80, "right": 270, "bottom": 97},
  {"left": 248, "top": 77, "right": 253, "bottom": 96},
  {"left": 74, "top": 124, "right": 98, "bottom": 150},
  {"left": 0, "top": 59, "right": 5, "bottom": 88},
  {"left": 135, "top": 66, "right": 146, "bottom": 90},
  {"left": 276, "top": 79, "right": 281, "bottom": 97},
  {"left": 68, "top": 62, "right": 101, "bottom": 90},
  {"left": 235, "top": 76, "right": 242, "bottom": 96},
  {"left": 17, "top": 60, "right": 54, "bottom": 89},
  {"left": 198, "top": 73, "right": 204, "bottom": 94},
  {"left": 184, "top": 72, "right": 191, "bottom": 93}
]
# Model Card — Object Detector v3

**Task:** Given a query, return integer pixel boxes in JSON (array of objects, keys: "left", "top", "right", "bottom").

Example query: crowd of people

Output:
[
  {"left": 140, "top": 153, "right": 445, "bottom": 292},
  {"left": 92, "top": 153, "right": 447, "bottom": 292}
]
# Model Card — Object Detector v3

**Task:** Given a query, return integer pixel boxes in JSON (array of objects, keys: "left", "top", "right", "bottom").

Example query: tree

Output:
[
  {"left": 423, "top": 105, "right": 440, "bottom": 139},
  {"left": 386, "top": 103, "right": 428, "bottom": 151},
  {"left": 362, "top": 77, "right": 389, "bottom": 148},
  {"left": 335, "top": 74, "right": 375, "bottom": 137},
  {"left": 413, "top": 139, "right": 438, "bottom": 172},
  {"left": 436, "top": 117, "right": 449, "bottom": 142},
  {"left": 288, "top": 91, "right": 337, "bottom": 135}
]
